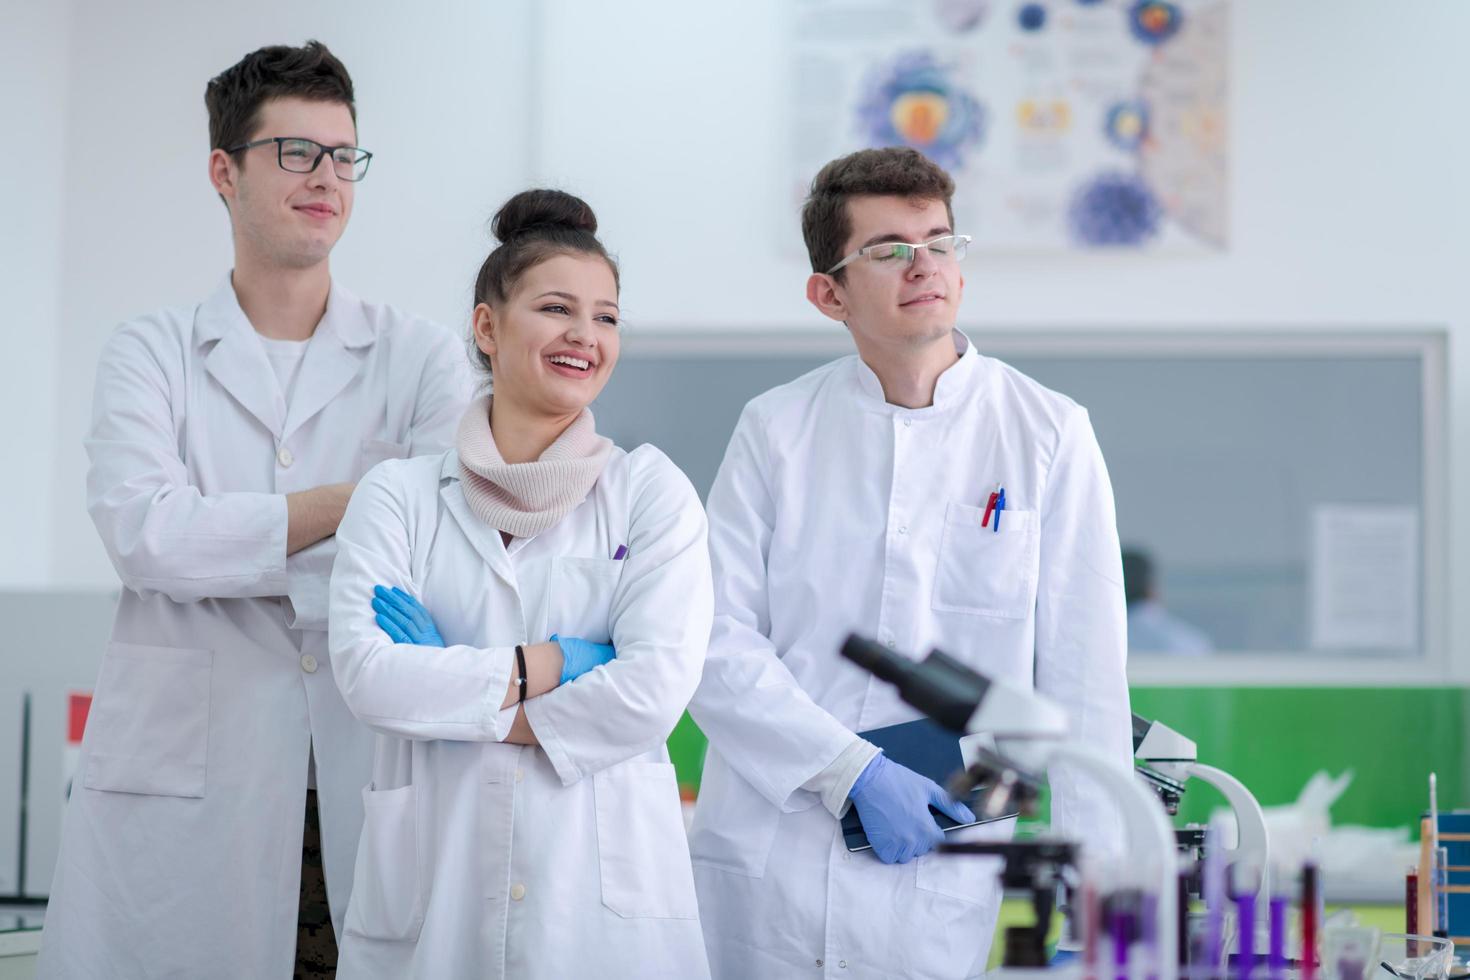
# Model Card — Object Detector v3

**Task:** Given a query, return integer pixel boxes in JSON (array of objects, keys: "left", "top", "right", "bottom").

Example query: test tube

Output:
[
  {"left": 1083, "top": 876, "right": 1100, "bottom": 979},
  {"left": 1407, "top": 870, "right": 1422, "bottom": 958},
  {"left": 1267, "top": 891, "right": 1287, "bottom": 980},
  {"left": 1236, "top": 890, "right": 1256, "bottom": 980},
  {"left": 1437, "top": 846, "right": 1450, "bottom": 939},
  {"left": 1178, "top": 870, "right": 1191, "bottom": 971},
  {"left": 1109, "top": 903, "right": 1130, "bottom": 980},
  {"left": 1203, "top": 819, "right": 1227, "bottom": 978},
  {"left": 1301, "top": 863, "right": 1318, "bottom": 980}
]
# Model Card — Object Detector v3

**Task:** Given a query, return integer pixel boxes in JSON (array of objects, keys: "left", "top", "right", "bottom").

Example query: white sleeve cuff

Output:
[
  {"left": 801, "top": 738, "right": 881, "bottom": 819},
  {"left": 282, "top": 539, "right": 336, "bottom": 631}
]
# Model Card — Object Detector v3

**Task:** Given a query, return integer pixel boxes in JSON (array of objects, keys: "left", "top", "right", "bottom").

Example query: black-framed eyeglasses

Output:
[{"left": 226, "top": 137, "right": 373, "bottom": 182}]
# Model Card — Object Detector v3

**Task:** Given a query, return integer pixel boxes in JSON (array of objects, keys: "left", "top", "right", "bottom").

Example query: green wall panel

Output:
[
  {"left": 1129, "top": 687, "right": 1466, "bottom": 829},
  {"left": 668, "top": 688, "right": 1468, "bottom": 830}
]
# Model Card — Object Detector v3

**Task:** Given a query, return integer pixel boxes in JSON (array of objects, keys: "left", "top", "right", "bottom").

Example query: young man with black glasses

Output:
[{"left": 37, "top": 41, "right": 470, "bottom": 980}]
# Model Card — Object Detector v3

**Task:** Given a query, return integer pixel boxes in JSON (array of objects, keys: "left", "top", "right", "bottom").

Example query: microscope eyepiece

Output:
[{"left": 839, "top": 634, "right": 991, "bottom": 733}]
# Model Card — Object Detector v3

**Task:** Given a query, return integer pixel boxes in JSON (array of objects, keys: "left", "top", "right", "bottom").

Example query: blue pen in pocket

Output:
[{"left": 993, "top": 487, "right": 1005, "bottom": 533}]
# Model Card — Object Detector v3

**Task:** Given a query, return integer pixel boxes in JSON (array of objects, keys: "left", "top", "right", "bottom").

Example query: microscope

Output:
[
  {"left": 840, "top": 636, "right": 1181, "bottom": 978},
  {"left": 1132, "top": 713, "right": 1271, "bottom": 904}
]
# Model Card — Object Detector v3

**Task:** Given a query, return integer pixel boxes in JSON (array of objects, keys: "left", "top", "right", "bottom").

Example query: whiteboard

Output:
[{"left": 592, "top": 328, "right": 1447, "bottom": 685}]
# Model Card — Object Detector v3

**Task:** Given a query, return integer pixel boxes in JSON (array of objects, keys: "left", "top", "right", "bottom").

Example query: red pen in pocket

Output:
[{"left": 981, "top": 485, "right": 1000, "bottom": 528}]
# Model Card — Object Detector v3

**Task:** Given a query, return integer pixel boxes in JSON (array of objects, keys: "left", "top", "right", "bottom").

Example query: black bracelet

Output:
[{"left": 514, "top": 644, "right": 528, "bottom": 704}]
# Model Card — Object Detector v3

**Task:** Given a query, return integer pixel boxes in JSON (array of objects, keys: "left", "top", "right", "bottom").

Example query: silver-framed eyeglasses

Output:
[
  {"left": 826, "top": 234, "right": 972, "bottom": 274},
  {"left": 226, "top": 137, "right": 373, "bottom": 182}
]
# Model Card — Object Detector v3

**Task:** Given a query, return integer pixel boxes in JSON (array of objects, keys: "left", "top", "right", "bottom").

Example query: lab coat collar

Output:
[
  {"left": 438, "top": 450, "right": 521, "bottom": 590},
  {"left": 850, "top": 329, "right": 989, "bottom": 415},
  {"left": 280, "top": 281, "right": 375, "bottom": 441},
  {"left": 195, "top": 275, "right": 378, "bottom": 440},
  {"left": 197, "top": 277, "right": 283, "bottom": 437},
  {"left": 440, "top": 448, "right": 461, "bottom": 483},
  {"left": 314, "top": 280, "right": 376, "bottom": 349},
  {"left": 193, "top": 274, "right": 374, "bottom": 347}
]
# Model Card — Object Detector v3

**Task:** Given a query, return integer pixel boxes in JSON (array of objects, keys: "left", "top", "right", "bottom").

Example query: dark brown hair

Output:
[
  {"left": 205, "top": 41, "right": 356, "bottom": 153},
  {"left": 471, "top": 189, "right": 620, "bottom": 375},
  {"left": 800, "top": 147, "right": 956, "bottom": 280}
]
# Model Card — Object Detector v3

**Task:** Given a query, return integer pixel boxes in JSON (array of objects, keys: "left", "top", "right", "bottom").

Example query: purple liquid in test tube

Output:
[
  {"left": 1236, "top": 892, "right": 1256, "bottom": 980},
  {"left": 1111, "top": 908, "right": 1131, "bottom": 980},
  {"left": 1267, "top": 895, "right": 1287, "bottom": 980}
]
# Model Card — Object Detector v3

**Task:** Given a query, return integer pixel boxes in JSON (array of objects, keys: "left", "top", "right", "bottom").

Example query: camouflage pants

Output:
[{"left": 294, "top": 789, "right": 338, "bottom": 979}]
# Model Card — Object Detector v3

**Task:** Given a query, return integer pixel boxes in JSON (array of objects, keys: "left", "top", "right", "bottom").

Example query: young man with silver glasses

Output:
[
  {"left": 37, "top": 41, "right": 470, "bottom": 980},
  {"left": 687, "top": 147, "right": 1133, "bottom": 978}
]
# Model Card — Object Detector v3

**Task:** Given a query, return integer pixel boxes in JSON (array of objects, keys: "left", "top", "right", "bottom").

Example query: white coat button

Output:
[
  {"left": 277, "top": 446, "right": 294, "bottom": 468},
  {"left": 816, "top": 959, "right": 823, "bottom": 967},
  {"left": 885, "top": 638, "right": 896, "bottom": 649},
  {"left": 515, "top": 769, "right": 524, "bottom": 782},
  {"left": 510, "top": 883, "right": 526, "bottom": 901},
  {"left": 897, "top": 525, "right": 907, "bottom": 535},
  {"left": 903, "top": 418, "right": 912, "bottom": 427},
  {"left": 300, "top": 654, "right": 318, "bottom": 673},
  {"left": 839, "top": 961, "right": 848, "bottom": 969}
]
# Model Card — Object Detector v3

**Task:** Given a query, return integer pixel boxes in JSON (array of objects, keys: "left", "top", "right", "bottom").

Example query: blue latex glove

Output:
[
  {"left": 849, "top": 753, "right": 977, "bottom": 865},
  {"left": 372, "top": 585, "right": 445, "bottom": 647},
  {"left": 550, "top": 633, "right": 615, "bottom": 684}
]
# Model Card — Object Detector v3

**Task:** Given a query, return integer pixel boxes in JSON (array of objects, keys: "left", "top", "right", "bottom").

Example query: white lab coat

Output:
[
  {"left": 687, "top": 332, "right": 1133, "bottom": 980},
  {"left": 37, "top": 277, "right": 471, "bottom": 980},
  {"left": 327, "top": 445, "right": 713, "bottom": 980}
]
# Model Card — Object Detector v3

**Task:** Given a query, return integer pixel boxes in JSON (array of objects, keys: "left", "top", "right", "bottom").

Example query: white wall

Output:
[
  {"left": 1, "top": 0, "right": 71, "bottom": 589},
  {"left": 16, "top": 0, "right": 1470, "bottom": 672},
  {"left": 534, "top": 0, "right": 1470, "bottom": 330}
]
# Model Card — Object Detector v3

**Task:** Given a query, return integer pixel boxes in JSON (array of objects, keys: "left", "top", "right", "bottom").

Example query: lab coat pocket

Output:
[
  {"left": 549, "top": 556, "right": 621, "bottom": 645},
  {"left": 357, "top": 438, "right": 410, "bottom": 480},
  {"left": 82, "top": 642, "right": 213, "bottom": 798},
  {"left": 913, "top": 851, "right": 998, "bottom": 907},
  {"left": 343, "top": 783, "right": 426, "bottom": 942},
  {"left": 931, "top": 502, "right": 1040, "bottom": 619},
  {"left": 914, "top": 815, "right": 1011, "bottom": 905},
  {"left": 594, "top": 762, "right": 700, "bottom": 919}
]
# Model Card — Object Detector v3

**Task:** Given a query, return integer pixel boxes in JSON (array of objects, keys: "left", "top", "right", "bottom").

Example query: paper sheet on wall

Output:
[
  {"left": 1310, "top": 506, "right": 1419, "bottom": 651},
  {"left": 791, "top": 0, "right": 1230, "bottom": 254}
]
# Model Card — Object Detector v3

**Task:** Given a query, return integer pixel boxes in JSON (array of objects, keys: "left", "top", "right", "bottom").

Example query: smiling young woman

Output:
[{"left": 326, "top": 190, "right": 715, "bottom": 979}]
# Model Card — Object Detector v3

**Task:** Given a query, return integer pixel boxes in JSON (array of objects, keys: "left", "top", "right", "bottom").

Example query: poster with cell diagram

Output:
[{"left": 791, "top": 0, "right": 1229, "bottom": 253}]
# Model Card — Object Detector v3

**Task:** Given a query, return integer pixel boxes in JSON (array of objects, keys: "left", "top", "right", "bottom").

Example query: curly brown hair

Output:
[{"left": 800, "top": 147, "right": 956, "bottom": 280}]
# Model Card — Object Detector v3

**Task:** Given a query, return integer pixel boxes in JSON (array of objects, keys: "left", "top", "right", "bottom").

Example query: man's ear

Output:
[
  {"left": 805, "top": 273, "right": 849, "bottom": 324},
  {"left": 208, "top": 148, "right": 238, "bottom": 204}
]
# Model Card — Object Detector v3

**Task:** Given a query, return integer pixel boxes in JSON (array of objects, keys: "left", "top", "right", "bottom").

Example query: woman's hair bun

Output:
[{"left": 491, "top": 189, "right": 598, "bottom": 242}]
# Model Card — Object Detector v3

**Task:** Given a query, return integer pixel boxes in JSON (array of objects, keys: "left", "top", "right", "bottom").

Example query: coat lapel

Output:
[
  {"left": 282, "top": 282, "right": 375, "bottom": 442},
  {"left": 439, "top": 453, "right": 520, "bottom": 595},
  {"left": 197, "top": 277, "right": 284, "bottom": 437}
]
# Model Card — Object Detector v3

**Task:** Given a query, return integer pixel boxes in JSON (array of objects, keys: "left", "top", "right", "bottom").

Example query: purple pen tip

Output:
[{"left": 613, "top": 545, "right": 628, "bottom": 561}]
